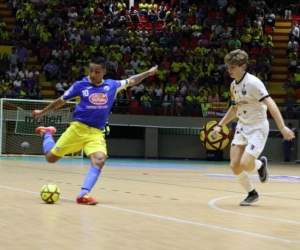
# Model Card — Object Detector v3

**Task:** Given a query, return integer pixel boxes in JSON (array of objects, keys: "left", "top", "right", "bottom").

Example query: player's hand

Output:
[
  {"left": 212, "top": 125, "right": 222, "bottom": 140},
  {"left": 148, "top": 65, "right": 158, "bottom": 76},
  {"left": 32, "top": 110, "right": 44, "bottom": 118},
  {"left": 281, "top": 126, "right": 295, "bottom": 140}
]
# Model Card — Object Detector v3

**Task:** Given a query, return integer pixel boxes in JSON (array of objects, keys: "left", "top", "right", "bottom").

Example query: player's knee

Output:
[
  {"left": 230, "top": 162, "right": 239, "bottom": 171},
  {"left": 45, "top": 157, "right": 58, "bottom": 163},
  {"left": 45, "top": 152, "right": 60, "bottom": 163},
  {"left": 93, "top": 158, "right": 105, "bottom": 169}
]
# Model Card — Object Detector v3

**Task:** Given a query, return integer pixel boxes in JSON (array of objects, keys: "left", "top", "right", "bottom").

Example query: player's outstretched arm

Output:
[
  {"left": 32, "top": 97, "right": 66, "bottom": 118},
  {"left": 127, "top": 66, "right": 158, "bottom": 87},
  {"left": 262, "top": 97, "right": 295, "bottom": 140}
]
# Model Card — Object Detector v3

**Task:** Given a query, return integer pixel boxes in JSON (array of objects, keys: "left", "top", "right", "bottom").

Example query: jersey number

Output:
[{"left": 82, "top": 90, "right": 89, "bottom": 97}]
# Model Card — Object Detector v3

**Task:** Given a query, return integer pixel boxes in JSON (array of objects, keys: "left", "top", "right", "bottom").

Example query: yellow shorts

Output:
[{"left": 51, "top": 121, "right": 107, "bottom": 157}]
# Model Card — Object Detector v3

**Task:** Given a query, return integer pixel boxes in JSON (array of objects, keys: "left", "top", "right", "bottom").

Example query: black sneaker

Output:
[
  {"left": 240, "top": 190, "right": 259, "bottom": 206},
  {"left": 258, "top": 156, "right": 269, "bottom": 183}
]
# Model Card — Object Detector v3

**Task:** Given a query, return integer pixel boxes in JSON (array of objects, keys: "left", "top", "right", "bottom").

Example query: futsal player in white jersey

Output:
[{"left": 212, "top": 49, "right": 295, "bottom": 206}]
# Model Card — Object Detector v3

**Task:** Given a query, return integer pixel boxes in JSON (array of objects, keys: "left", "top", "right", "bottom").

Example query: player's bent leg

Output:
[
  {"left": 239, "top": 151, "right": 256, "bottom": 172},
  {"left": 35, "top": 126, "right": 60, "bottom": 163},
  {"left": 230, "top": 144, "right": 245, "bottom": 175},
  {"left": 230, "top": 145, "right": 259, "bottom": 206},
  {"left": 76, "top": 152, "right": 106, "bottom": 205}
]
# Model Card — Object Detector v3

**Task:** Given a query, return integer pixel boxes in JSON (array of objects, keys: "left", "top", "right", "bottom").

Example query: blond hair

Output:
[{"left": 224, "top": 49, "right": 248, "bottom": 66}]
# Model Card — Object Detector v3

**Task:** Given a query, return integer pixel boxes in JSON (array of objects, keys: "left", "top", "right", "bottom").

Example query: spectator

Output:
[
  {"left": 289, "top": 22, "right": 299, "bottom": 42},
  {"left": 18, "top": 65, "right": 29, "bottom": 80},
  {"left": 51, "top": 45, "right": 62, "bottom": 59},
  {"left": 196, "top": 90, "right": 208, "bottom": 105},
  {"left": 175, "top": 92, "right": 184, "bottom": 116},
  {"left": 55, "top": 79, "right": 68, "bottom": 96},
  {"left": 15, "top": 42, "right": 30, "bottom": 70},
  {"left": 68, "top": 7, "right": 78, "bottom": 24},
  {"left": 130, "top": 55, "right": 141, "bottom": 71},
  {"left": 8, "top": 47, "right": 18, "bottom": 69},
  {"left": 58, "top": 59, "right": 71, "bottom": 80},
  {"left": 5, "top": 84, "right": 17, "bottom": 98},
  {"left": 7, "top": 65, "right": 19, "bottom": 80},
  {"left": 130, "top": 83, "right": 144, "bottom": 100},
  {"left": 208, "top": 88, "right": 220, "bottom": 102},
  {"left": 264, "top": 8, "right": 276, "bottom": 28},
  {"left": 288, "top": 54, "right": 299, "bottom": 73},
  {"left": 129, "top": 6, "right": 140, "bottom": 25},
  {"left": 44, "top": 59, "right": 58, "bottom": 81},
  {"left": 162, "top": 91, "right": 174, "bottom": 116},
  {"left": 18, "top": 81, "right": 29, "bottom": 98},
  {"left": 28, "top": 66, "right": 40, "bottom": 78},
  {"left": 148, "top": 7, "right": 158, "bottom": 23},
  {"left": 139, "top": 0, "right": 149, "bottom": 17},
  {"left": 286, "top": 36, "right": 298, "bottom": 57},
  {"left": 185, "top": 90, "right": 196, "bottom": 116},
  {"left": 29, "top": 83, "right": 42, "bottom": 100},
  {"left": 140, "top": 91, "right": 152, "bottom": 108},
  {"left": 159, "top": 32, "right": 171, "bottom": 48},
  {"left": 154, "top": 83, "right": 163, "bottom": 100}
]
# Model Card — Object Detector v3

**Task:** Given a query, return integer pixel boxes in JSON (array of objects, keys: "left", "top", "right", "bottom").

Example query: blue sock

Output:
[
  {"left": 43, "top": 132, "right": 55, "bottom": 154},
  {"left": 78, "top": 166, "right": 101, "bottom": 198}
]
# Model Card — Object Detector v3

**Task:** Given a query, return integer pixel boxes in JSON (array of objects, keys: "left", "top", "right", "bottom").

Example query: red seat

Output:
[
  {"left": 127, "top": 22, "right": 133, "bottom": 29},
  {"left": 181, "top": 38, "right": 189, "bottom": 46},
  {"left": 169, "top": 76, "right": 178, "bottom": 84},
  {"left": 146, "top": 23, "right": 153, "bottom": 30},
  {"left": 191, "top": 38, "right": 199, "bottom": 46},
  {"left": 140, "top": 16, "right": 147, "bottom": 23},
  {"left": 264, "top": 26, "right": 274, "bottom": 35},
  {"left": 137, "top": 23, "right": 143, "bottom": 30},
  {"left": 250, "top": 47, "right": 260, "bottom": 59},
  {"left": 155, "top": 23, "right": 163, "bottom": 30}
]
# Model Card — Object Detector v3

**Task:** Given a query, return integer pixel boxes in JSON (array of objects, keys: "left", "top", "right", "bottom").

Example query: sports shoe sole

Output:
[
  {"left": 240, "top": 197, "right": 259, "bottom": 206},
  {"left": 259, "top": 156, "right": 269, "bottom": 183},
  {"left": 35, "top": 126, "right": 57, "bottom": 135}
]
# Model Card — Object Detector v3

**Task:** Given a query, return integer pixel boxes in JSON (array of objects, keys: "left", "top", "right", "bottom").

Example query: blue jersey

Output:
[{"left": 61, "top": 77, "right": 127, "bottom": 130}]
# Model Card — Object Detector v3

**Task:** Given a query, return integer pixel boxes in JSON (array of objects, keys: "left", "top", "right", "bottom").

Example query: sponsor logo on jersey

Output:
[
  {"left": 104, "top": 86, "right": 110, "bottom": 91},
  {"left": 89, "top": 93, "right": 108, "bottom": 105}
]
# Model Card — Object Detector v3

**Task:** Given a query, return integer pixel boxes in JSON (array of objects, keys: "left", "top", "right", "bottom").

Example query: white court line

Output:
[
  {"left": 209, "top": 192, "right": 300, "bottom": 225},
  {"left": 0, "top": 185, "right": 299, "bottom": 244}
]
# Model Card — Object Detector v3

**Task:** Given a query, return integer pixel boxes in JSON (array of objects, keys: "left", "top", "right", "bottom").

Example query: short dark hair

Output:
[{"left": 90, "top": 56, "right": 106, "bottom": 68}]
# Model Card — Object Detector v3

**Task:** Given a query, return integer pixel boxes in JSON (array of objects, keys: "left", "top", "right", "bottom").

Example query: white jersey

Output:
[{"left": 230, "top": 72, "right": 269, "bottom": 125}]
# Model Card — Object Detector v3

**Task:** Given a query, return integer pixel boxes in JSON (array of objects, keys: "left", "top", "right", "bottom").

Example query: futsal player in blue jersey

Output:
[{"left": 32, "top": 57, "right": 158, "bottom": 205}]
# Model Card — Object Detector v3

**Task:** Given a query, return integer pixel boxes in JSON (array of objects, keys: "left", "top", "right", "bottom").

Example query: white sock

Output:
[
  {"left": 235, "top": 171, "right": 255, "bottom": 193},
  {"left": 255, "top": 159, "right": 262, "bottom": 170}
]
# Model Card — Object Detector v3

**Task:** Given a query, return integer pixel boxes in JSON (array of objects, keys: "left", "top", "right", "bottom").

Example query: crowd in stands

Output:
[{"left": 0, "top": 0, "right": 298, "bottom": 116}]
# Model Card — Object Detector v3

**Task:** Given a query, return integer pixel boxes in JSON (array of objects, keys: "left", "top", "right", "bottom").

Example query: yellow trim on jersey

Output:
[{"left": 88, "top": 76, "right": 104, "bottom": 86}]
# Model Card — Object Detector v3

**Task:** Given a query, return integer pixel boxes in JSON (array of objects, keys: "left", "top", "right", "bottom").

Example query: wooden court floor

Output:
[{"left": 0, "top": 157, "right": 299, "bottom": 250}]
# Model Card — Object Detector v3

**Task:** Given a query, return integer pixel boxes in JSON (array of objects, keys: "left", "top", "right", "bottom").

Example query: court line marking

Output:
[
  {"left": 0, "top": 185, "right": 299, "bottom": 243},
  {"left": 208, "top": 192, "right": 300, "bottom": 225}
]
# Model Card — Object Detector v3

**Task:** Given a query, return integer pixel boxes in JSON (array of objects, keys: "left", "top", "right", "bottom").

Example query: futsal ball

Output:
[
  {"left": 40, "top": 184, "right": 60, "bottom": 204},
  {"left": 21, "top": 142, "right": 30, "bottom": 149},
  {"left": 200, "top": 121, "right": 230, "bottom": 150}
]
